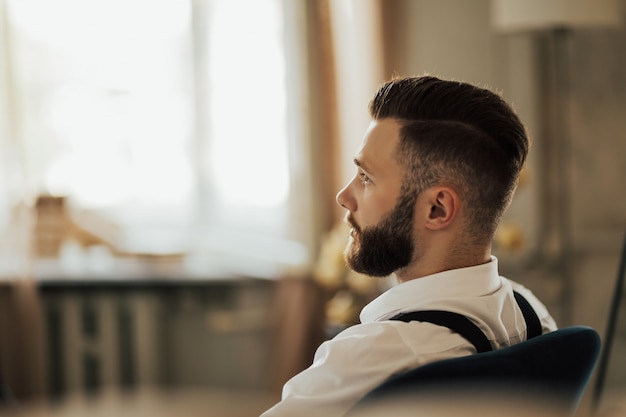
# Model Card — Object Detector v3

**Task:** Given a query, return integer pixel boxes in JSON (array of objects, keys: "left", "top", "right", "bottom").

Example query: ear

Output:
[{"left": 424, "top": 186, "right": 459, "bottom": 231}]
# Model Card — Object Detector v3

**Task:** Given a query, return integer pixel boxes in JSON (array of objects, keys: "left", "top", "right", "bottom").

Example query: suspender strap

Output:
[
  {"left": 391, "top": 310, "right": 493, "bottom": 353},
  {"left": 390, "top": 291, "right": 543, "bottom": 353},
  {"left": 513, "top": 291, "right": 542, "bottom": 340}
]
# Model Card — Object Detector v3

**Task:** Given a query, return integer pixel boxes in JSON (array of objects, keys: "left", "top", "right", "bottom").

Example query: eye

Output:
[{"left": 358, "top": 171, "right": 372, "bottom": 185}]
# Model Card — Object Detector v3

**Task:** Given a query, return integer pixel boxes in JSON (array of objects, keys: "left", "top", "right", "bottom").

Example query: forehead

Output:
[{"left": 356, "top": 118, "right": 403, "bottom": 172}]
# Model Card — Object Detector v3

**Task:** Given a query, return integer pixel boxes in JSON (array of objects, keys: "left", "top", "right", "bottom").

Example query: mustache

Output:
[{"left": 344, "top": 213, "right": 362, "bottom": 234}]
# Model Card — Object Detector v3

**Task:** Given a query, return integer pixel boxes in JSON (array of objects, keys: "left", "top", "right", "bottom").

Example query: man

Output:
[{"left": 261, "top": 76, "right": 557, "bottom": 416}]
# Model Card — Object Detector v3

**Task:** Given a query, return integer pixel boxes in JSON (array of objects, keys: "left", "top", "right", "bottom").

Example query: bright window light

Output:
[
  {"left": 8, "top": 0, "right": 194, "bottom": 210},
  {"left": 5, "top": 0, "right": 296, "bottom": 257},
  {"left": 207, "top": 0, "right": 290, "bottom": 208}
]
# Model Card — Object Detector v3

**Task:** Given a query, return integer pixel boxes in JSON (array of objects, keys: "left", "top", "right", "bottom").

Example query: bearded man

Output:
[{"left": 261, "top": 76, "right": 557, "bottom": 417}]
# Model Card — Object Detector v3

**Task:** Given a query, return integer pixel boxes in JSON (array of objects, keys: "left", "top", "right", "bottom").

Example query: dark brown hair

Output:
[{"left": 369, "top": 76, "right": 529, "bottom": 244}]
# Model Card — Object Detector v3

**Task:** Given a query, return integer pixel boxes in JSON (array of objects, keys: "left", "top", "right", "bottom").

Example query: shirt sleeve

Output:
[{"left": 260, "top": 320, "right": 472, "bottom": 417}]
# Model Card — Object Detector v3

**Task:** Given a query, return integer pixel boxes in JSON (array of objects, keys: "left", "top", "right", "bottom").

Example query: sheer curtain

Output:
[
  {"left": 1, "top": 0, "right": 317, "bottom": 278},
  {"left": 269, "top": 0, "right": 386, "bottom": 394},
  {"left": 0, "top": 0, "right": 387, "bottom": 399},
  {"left": 0, "top": 0, "right": 321, "bottom": 400}
]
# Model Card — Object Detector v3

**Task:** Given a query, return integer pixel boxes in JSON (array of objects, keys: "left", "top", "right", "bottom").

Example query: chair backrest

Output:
[
  {"left": 351, "top": 326, "right": 601, "bottom": 416},
  {"left": 592, "top": 229, "right": 626, "bottom": 411}
]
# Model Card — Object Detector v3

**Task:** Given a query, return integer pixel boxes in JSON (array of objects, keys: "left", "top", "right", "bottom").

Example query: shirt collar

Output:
[{"left": 360, "top": 256, "right": 501, "bottom": 323}]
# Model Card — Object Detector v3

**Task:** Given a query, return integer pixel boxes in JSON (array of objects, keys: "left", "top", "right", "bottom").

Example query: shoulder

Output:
[
  {"left": 316, "top": 320, "right": 475, "bottom": 367},
  {"left": 504, "top": 278, "right": 559, "bottom": 332},
  {"left": 284, "top": 320, "right": 474, "bottom": 402}
]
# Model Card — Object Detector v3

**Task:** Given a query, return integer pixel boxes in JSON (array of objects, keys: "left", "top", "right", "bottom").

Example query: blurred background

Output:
[{"left": 0, "top": 0, "right": 625, "bottom": 416}]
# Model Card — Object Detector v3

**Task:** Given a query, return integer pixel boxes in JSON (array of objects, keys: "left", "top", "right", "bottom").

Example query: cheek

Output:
[{"left": 357, "top": 195, "right": 397, "bottom": 228}]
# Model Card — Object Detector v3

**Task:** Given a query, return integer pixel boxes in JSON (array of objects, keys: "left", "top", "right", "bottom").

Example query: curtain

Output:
[
  {"left": 0, "top": 0, "right": 46, "bottom": 403},
  {"left": 268, "top": 0, "right": 385, "bottom": 396},
  {"left": 268, "top": 0, "right": 339, "bottom": 394},
  {"left": 0, "top": 279, "right": 47, "bottom": 402}
]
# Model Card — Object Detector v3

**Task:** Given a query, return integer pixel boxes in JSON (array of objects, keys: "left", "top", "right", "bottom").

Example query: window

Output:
[
  {"left": 206, "top": 0, "right": 289, "bottom": 209},
  {"left": 2, "top": 0, "right": 310, "bottom": 275}
]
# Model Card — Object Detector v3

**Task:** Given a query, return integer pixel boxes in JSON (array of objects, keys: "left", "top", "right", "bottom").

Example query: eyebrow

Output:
[{"left": 353, "top": 157, "right": 372, "bottom": 172}]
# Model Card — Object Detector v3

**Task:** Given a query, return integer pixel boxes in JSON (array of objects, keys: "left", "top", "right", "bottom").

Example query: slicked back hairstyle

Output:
[{"left": 369, "top": 76, "right": 529, "bottom": 244}]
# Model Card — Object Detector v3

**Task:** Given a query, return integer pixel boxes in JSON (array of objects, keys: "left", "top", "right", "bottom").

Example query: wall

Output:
[
  {"left": 377, "top": 0, "right": 626, "bottom": 410},
  {"left": 379, "top": 0, "right": 626, "bottom": 326}
]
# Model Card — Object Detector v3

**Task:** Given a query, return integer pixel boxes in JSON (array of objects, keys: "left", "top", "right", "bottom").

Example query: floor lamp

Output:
[{"left": 490, "top": 0, "right": 623, "bottom": 325}]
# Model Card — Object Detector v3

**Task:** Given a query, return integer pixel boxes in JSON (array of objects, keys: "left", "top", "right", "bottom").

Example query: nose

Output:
[{"left": 336, "top": 181, "right": 356, "bottom": 212}]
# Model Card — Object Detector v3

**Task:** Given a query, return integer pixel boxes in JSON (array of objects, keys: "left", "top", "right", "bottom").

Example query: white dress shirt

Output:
[{"left": 261, "top": 257, "right": 558, "bottom": 417}]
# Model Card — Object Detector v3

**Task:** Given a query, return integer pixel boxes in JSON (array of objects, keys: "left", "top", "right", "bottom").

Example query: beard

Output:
[{"left": 344, "top": 190, "right": 418, "bottom": 277}]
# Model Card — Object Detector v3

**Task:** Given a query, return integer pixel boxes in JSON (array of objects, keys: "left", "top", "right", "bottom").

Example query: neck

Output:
[{"left": 394, "top": 245, "right": 491, "bottom": 283}]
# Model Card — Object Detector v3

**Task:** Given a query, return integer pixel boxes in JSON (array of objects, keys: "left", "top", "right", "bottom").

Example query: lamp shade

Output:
[{"left": 491, "top": 0, "right": 623, "bottom": 32}]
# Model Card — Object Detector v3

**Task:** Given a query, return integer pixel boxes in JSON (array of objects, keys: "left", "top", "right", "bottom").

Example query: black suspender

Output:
[
  {"left": 392, "top": 310, "right": 493, "bottom": 353},
  {"left": 390, "top": 291, "right": 542, "bottom": 353},
  {"left": 514, "top": 291, "right": 542, "bottom": 339}
]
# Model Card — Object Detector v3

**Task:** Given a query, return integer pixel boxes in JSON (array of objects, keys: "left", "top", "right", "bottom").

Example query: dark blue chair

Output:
[{"left": 350, "top": 326, "right": 601, "bottom": 416}]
